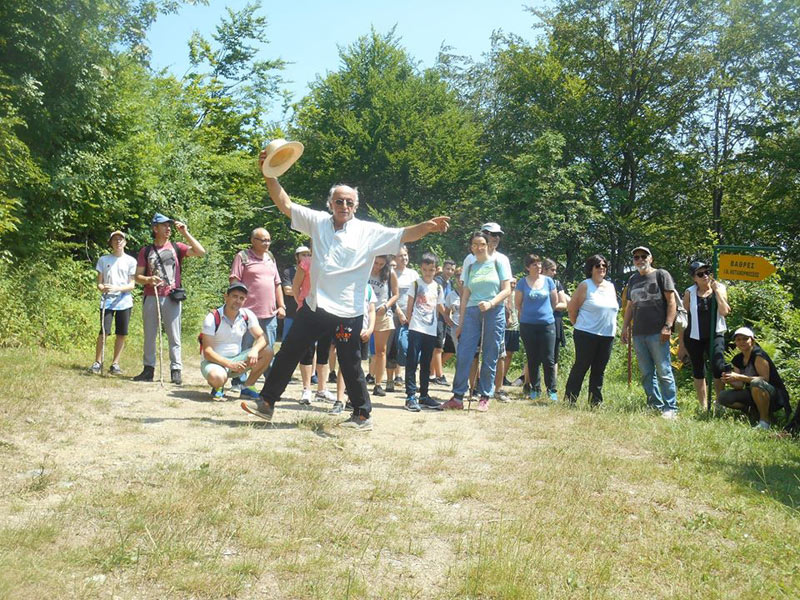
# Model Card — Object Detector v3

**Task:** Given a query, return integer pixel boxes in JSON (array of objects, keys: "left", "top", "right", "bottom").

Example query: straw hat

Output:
[{"left": 261, "top": 139, "right": 304, "bottom": 177}]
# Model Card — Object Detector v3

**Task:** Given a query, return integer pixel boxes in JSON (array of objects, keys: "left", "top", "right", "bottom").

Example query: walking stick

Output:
[
  {"left": 626, "top": 322, "right": 632, "bottom": 387},
  {"left": 153, "top": 284, "right": 165, "bottom": 388},
  {"left": 100, "top": 294, "right": 107, "bottom": 376}
]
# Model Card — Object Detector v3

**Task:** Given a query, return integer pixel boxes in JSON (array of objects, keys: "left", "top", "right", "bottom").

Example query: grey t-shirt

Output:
[{"left": 627, "top": 268, "right": 675, "bottom": 336}]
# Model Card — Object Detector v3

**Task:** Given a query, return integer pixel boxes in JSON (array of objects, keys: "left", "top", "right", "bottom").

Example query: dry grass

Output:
[{"left": 0, "top": 347, "right": 799, "bottom": 599}]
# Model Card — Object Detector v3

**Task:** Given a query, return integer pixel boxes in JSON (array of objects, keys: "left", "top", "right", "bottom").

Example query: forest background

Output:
[{"left": 1, "top": 0, "right": 800, "bottom": 399}]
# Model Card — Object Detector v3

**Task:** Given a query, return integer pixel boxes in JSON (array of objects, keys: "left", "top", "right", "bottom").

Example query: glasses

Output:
[
  {"left": 594, "top": 263, "right": 608, "bottom": 269},
  {"left": 254, "top": 238, "right": 271, "bottom": 243},
  {"left": 632, "top": 254, "right": 648, "bottom": 260},
  {"left": 334, "top": 198, "right": 355, "bottom": 207},
  {"left": 483, "top": 231, "right": 502, "bottom": 238},
  {"left": 695, "top": 270, "right": 710, "bottom": 278}
]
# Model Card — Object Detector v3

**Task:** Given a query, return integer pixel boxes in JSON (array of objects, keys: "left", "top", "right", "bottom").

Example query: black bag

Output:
[{"left": 149, "top": 244, "right": 187, "bottom": 302}]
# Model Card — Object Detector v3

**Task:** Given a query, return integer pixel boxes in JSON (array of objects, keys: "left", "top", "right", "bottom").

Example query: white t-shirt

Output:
[
  {"left": 291, "top": 204, "right": 404, "bottom": 318},
  {"left": 96, "top": 253, "right": 137, "bottom": 310},
  {"left": 444, "top": 289, "right": 461, "bottom": 327},
  {"left": 408, "top": 279, "right": 444, "bottom": 336},
  {"left": 395, "top": 267, "right": 419, "bottom": 316},
  {"left": 201, "top": 306, "right": 259, "bottom": 357},
  {"left": 461, "top": 251, "right": 512, "bottom": 284}
]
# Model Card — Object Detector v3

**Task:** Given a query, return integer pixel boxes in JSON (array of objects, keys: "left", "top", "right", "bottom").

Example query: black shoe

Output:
[
  {"left": 171, "top": 369, "right": 182, "bottom": 385},
  {"left": 393, "top": 376, "right": 404, "bottom": 386},
  {"left": 133, "top": 366, "right": 154, "bottom": 382},
  {"left": 435, "top": 376, "right": 448, "bottom": 386},
  {"left": 328, "top": 370, "right": 337, "bottom": 384},
  {"left": 385, "top": 380, "right": 395, "bottom": 393},
  {"left": 373, "top": 385, "right": 386, "bottom": 397},
  {"left": 365, "top": 374, "right": 375, "bottom": 384},
  {"left": 503, "top": 377, "right": 512, "bottom": 386}
]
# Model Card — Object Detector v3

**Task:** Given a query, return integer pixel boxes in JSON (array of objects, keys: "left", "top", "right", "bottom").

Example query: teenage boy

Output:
[
  {"left": 89, "top": 230, "right": 137, "bottom": 375},
  {"left": 430, "top": 258, "right": 456, "bottom": 385},
  {"left": 201, "top": 283, "right": 272, "bottom": 400},
  {"left": 404, "top": 253, "right": 446, "bottom": 411}
]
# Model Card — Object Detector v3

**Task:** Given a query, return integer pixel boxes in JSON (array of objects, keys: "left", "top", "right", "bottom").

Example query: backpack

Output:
[
  {"left": 238, "top": 248, "right": 276, "bottom": 266},
  {"left": 198, "top": 308, "right": 250, "bottom": 354},
  {"left": 407, "top": 280, "right": 441, "bottom": 324}
]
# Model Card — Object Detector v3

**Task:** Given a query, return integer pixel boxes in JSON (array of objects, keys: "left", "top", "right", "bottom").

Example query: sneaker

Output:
[
  {"left": 310, "top": 374, "right": 318, "bottom": 384},
  {"left": 365, "top": 374, "right": 375, "bottom": 384},
  {"left": 373, "top": 385, "right": 386, "bottom": 397},
  {"left": 171, "top": 369, "right": 182, "bottom": 385},
  {"left": 385, "top": 380, "right": 395, "bottom": 393},
  {"left": 109, "top": 364, "right": 122, "bottom": 375},
  {"left": 661, "top": 409, "right": 678, "bottom": 420},
  {"left": 548, "top": 391, "right": 558, "bottom": 402},
  {"left": 299, "top": 388, "right": 312, "bottom": 405},
  {"left": 503, "top": 377, "right": 512, "bottom": 386},
  {"left": 496, "top": 390, "right": 510, "bottom": 403},
  {"left": 328, "top": 400, "right": 344, "bottom": 415},
  {"left": 328, "top": 371, "right": 338, "bottom": 384},
  {"left": 345, "top": 400, "right": 353, "bottom": 410},
  {"left": 756, "top": 420, "right": 771, "bottom": 430},
  {"left": 442, "top": 396, "right": 464, "bottom": 411},
  {"left": 405, "top": 396, "right": 422, "bottom": 412},
  {"left": 240, "top": 386, "right": 260, "bottom": 400},
  {"left": 394, "top": 376, "right": 404, "bottom": 386},
  {"left": 419, "top": 395, "right": 443, "bottom": 410},
  {"left": 435, "top": 375, "right": 448, "bottom": 386},
  {"left": 512, "top": 377, "right": 524, "bottom": 387},
  {"left": 210, "top": 387, "right": 225, "bottom": 401},
  {"left": 315, "top": 389, "right": 336, "bottom": 403},
  {"left": 339, "top": 414, "right": 373, "bottom": 431},
  {"left": 133, "top": 366, "right": 154, "bottom": 382},
  {"left": 230, "top": 377, "right": 244, "bottom": 393},
  {"left": 477, "top": 396, "right": 490, "bottom": 412},
  {"left": 88, "top": 362, "right": 102, "bottom": 375},
  {"left": 529, "top": 390, "right": 540, "bottom": 400},
  {"left": 241, "top": 398, "right": 274, "bottom": 421}
]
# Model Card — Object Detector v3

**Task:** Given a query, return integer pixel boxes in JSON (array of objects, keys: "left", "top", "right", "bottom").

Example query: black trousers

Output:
[
  {"left": 520, "top": 322, "right": 557, "bottom": 393},
  {"left": 565, "top": 329, "right": 614, "bottom": 405},
  {"left": 683, "top": 331, "right": 725, "bottom": 380},
  {"left": 261, "top": 305, "right": 370, "bottom": 416}
]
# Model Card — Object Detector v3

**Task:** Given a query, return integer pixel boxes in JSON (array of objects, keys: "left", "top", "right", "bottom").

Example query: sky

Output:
[{"left": 146, "top": 0, "right": 545, "bottom": 121}]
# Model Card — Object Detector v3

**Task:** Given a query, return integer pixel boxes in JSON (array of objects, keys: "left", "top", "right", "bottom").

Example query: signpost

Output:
[{"left": 708, "top": 245, "right": 778, "bottom": 411}]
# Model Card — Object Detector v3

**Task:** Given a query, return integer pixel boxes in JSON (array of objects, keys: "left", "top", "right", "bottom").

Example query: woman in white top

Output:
[
  {"left": 677, "top": 260, "right": 730, "bottom": 410},
  {"left": 367, "top": 255, "right": 399, "bottom": 396},
  {"left": 565, "top": 255, "right": 619, "bottom": 405}
]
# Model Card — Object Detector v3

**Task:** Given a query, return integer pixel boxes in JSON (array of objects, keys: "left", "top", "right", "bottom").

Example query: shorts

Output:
[
  {"left": 375, "top": 311, "right": 395, "bottom": 332},
  {"left": 99, "top": 307, "right": 132, "bottom": 336},
  {"left": 360, "top": 339, "right": 369, "bottom": 362},
  {"left": 718, "top": 377, "right": 780, "bottom": 414},
  {"left": 443, "top": 330, "right": 456, "bottom": 354},
  {"left": 434, "top": 318, "right": 446, "bottom": 349},
  {"left": 200, "top": 349, "right": 251, "bottom": 381},
  {"left": 505, "top": 329, "right": 520, "bottom": 353}
]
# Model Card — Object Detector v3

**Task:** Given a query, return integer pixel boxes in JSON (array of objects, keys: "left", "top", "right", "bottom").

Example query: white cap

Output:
[
  {"left": 733, "top": 327, "right": 755, "bottom": 339},
  {"left": 295, "top": 245, "right": 311, "bottom": 254}
]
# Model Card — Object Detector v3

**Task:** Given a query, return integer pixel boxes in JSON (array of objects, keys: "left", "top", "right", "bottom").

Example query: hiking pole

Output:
[
  {"left": 626, "top": 322, "right": 632, "bottom": 387},
  {"left": 154, "top": 284, "right": 165, "bottom": 388},
  {"left": 100, "top": 293, "right": 107, "bottom": 376}
]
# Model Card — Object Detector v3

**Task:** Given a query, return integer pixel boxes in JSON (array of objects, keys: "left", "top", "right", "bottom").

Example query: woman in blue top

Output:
[
  {"left": 443, "top": 232, "right": 511, "bottom": 412},
  {"left": 515, "top": 254, "right": 558, "bottom": 401},
  {"left": 565, "top": 255, "right": 619, "bottom": 405}
]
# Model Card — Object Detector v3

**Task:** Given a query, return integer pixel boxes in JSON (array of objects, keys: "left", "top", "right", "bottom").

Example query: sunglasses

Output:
[
  {"left": 594, "top": 263, "right": 608, "bottom": 269},
  {"left": 632, "top": 254, "right": 649, "bottom": 260},
  {"left": 695, "top": 270, "right": 710, "bottom": 278},
  {"left": 484, "top": 231, "right": 502, "bottom": 237},
  {"left": 334, "top": 198, "right": 355, "bottom": 207}
]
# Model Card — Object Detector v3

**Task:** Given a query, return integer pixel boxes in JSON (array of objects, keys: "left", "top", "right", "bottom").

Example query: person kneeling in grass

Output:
[{"left": 201, "top": 283, "right": 273, "bottom": 401}]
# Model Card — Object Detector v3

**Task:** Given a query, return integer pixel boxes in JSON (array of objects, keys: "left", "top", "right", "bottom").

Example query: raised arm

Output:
[{"left": 401, "top": 217, "right": 450, "bottom": 243}]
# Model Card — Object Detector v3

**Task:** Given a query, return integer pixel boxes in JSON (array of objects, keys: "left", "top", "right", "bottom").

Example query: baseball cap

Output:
[
  {"left": 295, "top": 245, "right": 311, "bottom": 254},
  {"left": 108, "top": 230, "right": 126, "bottom": 242},
  {"left": 481, "top": 222, "right": 504, "bottom": 235},
  {"left": 733, "top": 327, "right": 755, "bottom": 339},
  {"left": 632, "top": 246, "right": 651, "bottom": 256},
  {"left": 151, "top": 213, "right": 173, "bottom": 225},
  {"left": 226, "top": 282, "right": 249, "bottom": 295},
  {"left": 689, "top": 260, "right": 710, "bottom": 276}
]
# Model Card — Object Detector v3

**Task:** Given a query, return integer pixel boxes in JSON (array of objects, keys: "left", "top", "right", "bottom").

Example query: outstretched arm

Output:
[
  {"left": 259, "top": 150, "right": 292, "bottom": 218},
  {"left": 401, "top": 217, "right": 450, "bottom": 243}
]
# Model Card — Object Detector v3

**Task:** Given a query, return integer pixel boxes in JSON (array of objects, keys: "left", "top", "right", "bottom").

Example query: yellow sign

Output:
[{"left": 718, "top": 254, "right": 776, "bottom": 281}]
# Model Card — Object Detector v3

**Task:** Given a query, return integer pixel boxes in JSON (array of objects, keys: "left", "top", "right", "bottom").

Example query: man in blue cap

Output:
[{"left": 133, "top": 213, "right": 206, "bottom": 384}]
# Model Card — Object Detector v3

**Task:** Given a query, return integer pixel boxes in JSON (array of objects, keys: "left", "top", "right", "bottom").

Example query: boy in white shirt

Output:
[
  {"left": 89, "top": 231, "right": 137, "bottom": 375},
  {"left": 404, "top": 253, "right": 445, "bottom": 411}
]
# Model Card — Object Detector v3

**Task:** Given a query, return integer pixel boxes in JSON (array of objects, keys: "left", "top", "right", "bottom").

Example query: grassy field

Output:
[{"left": 0, "top": 346, "right": 798, "bottom": 599}]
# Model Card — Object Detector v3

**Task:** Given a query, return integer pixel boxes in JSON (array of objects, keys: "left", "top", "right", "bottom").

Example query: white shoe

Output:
[
  {"left": 299, "top": 388, "right": 312, "bottom": 405},
  {"left": 315, "top": 389, "right": 336, "bottom": 403},
  {"left": 661, "top": 409, "right": 678, "bottom": 420}
]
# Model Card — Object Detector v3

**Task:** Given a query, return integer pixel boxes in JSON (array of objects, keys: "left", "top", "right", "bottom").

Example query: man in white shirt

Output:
[
  {"left": 201, "top": 283, "right": 271, "bottom": 401},
  {"left": 241, "top": 151, "right": 450, "bottom": 430}
]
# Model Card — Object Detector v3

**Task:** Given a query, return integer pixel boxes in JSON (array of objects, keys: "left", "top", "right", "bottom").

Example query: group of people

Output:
[{"left": 90, "top": 154, "right": 794, "bottom": 432}]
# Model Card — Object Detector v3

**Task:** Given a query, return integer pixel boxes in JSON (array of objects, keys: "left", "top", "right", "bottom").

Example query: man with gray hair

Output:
[{"left": 241, "top": 155, "right": 450, "bottom": 431}]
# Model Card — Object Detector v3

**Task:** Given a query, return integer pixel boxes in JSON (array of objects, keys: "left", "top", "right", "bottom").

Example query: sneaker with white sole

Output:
[
  {"left": 405, "top": 396, "right": 422, "bottom": 412},
  {"left": 477, "top": 396, "right": 490, "bottom": 412},
  {"left": 418, "top": 395, "right": 443, "bottom": 410},
  {"left": 328, "top": 400, "right": 344, "bottom": 415},
  {"left": 496, "top": 390, "right": 510, "bottom": 403},
  {"left": 315, "top": 389, "right": 336, "bottom": 403},
  {"left": 240, "top": 386, "right": 260, "bottom": 400},
  {"left": 548, "top": 391, "right": 558, "bottom": 402},
  {"left": 241, "top": 398, "right": 274, "bottom": 421},
  {"left": 109, "top": 363, "right": 122, "bottom": 375},
  {"left": 339, "top": 414, "right": 373, "bottom": 431},
  {"left": 210, "top": 387, "right": 225, "bottom": 401},
  {"left": 661, "top": 409, "right": 678, "bottom": 420},
  {"left": 299, "top": 388, "right": 312, "bottom": 405},
  {"left": 229, "top": 377, "right": 244, "bottom": 393},
  {"left": 88, "top": 362, "right": 102, "bottom": 375}
]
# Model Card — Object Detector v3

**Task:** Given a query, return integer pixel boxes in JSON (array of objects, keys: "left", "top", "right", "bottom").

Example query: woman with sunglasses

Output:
[
  {"left": 565, "top": 255, "right": 619, "bottom": 405},
  {"left": 677, "top": 260, "right": 730, "bottom": 410}
]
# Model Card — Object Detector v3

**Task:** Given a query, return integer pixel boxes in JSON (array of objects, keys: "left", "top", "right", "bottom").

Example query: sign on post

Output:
[{"left": 718, "top": 254, "right": 776, "bottom": 281}]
